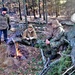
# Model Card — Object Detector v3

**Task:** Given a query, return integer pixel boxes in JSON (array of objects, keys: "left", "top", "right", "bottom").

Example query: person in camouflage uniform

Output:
[
  {"left": 0, "top": 7, "right": 10, "bottom": 44},
  {"left": 45, "top": 19, "right": 69, "bottom": 60}
]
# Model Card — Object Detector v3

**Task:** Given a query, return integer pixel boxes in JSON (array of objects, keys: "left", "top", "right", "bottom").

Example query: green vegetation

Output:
[
  {"left": 46, "top": 56, "right": 71, "bottom": 75},
  {"left": 63, "top": 45, "right": 72, "bottom": 54},
  {"left": 45, "top": 45, "right": 72, "bottom": 75},
  {"left": 35, "top": 38, "right": 72, "bottom": 75}
]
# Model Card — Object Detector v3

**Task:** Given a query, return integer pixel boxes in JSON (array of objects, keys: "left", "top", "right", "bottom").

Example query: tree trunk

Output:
[
  {"left": 55, "top": 0, "right": 60, "bottom": 17},
  {"left": 45, "top": 0, "right": 48, "bottom": 24},
  {"left": 18, "top": 0, "right": 22, "bottom": 20},
  {"left": 2, "top": 0, "right": 4, "bottom": 7},
  {"left": 32, "top": 0, "right": 36, "bottom": 19},
  {"left": 23, "top": 0, "right": 28, "bottom": 28},
  {"left": 43, "top": 0, "right": 45, "bottom": 20},
  {"left": 38, "top": 0, "right": 41, "bottom": 18}
]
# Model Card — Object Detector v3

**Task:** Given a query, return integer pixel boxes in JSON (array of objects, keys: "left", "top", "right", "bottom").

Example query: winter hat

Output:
[
  {"left": 28, "top": 24, "right": 33, "bottom": 28},
  {"left": 1, "top": 7, "right": 7, "bottom": 11}
]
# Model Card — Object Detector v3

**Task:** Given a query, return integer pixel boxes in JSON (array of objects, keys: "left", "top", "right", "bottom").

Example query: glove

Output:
[{"left": 8, "top": 24, "right": 11, "bottom": 30}]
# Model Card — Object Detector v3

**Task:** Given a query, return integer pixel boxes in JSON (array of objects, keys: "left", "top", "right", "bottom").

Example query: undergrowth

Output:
[{"left": 46, "top": 45, "right": 72, "bottom": 75}]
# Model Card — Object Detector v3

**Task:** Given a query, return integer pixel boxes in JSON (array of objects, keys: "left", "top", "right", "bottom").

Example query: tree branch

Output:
[
  {"left": 39, "top": 58, "right": 61, "bottom": 75},
  {"left": 57, "top": 51, "right": 71, "bottom": 57},
  {"left": 40, "top": 49, "right": 46, "bottom": 65},
  {"left": 69, "top": 70, "right": 75, "bottom": 75},
  {"left": 62, "top": 65, "right": 75, "bottom": 75}
]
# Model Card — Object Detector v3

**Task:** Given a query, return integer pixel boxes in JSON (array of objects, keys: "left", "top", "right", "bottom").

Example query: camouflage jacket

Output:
[{"left": 0, "top": 14, "right": 10, "bottom": 30}]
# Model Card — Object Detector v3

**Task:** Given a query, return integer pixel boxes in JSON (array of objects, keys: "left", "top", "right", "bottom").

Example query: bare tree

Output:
[
  {"left": 39, "top": 0, "right": 41, "bottom": 18},
  {"left": 43, "top": 0, "right": 45, "bottom": 20},
  {"left": 18, "top": 0, "right": 22, "bottom": 20}
]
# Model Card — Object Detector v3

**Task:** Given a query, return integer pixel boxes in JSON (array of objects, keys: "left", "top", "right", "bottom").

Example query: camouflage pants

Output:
[{"left": 46, "top": 44, "right": 57, "bottom": 56}]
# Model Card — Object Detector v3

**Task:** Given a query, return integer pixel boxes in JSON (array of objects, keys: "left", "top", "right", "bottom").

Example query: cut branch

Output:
[
  {"left": 39, "top": 58, "right": 61, "bottom": 75},
  {"left": 40, "top": 49, "right": 46, "bottom": 65},
  {"left": 62, "top": 65, "right": 75, "bottom": 75},
  {"left": 69, "top": 70, "right": 75, "bottom": 75},
  {"left": 57, "top": 52, "right": 71, "bottom": 57}
]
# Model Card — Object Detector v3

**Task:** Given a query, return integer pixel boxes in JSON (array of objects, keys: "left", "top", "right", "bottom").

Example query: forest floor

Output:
[{"left": 0, "top": 15, "right": 74, "bottom": 75}]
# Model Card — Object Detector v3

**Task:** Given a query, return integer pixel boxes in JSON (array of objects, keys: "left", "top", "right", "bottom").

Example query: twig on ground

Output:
[
  {"left": 62, "top": 65, "right": 75, "bottom": 75},
  {"left": 40, "top": 49, "right": 46, "bottom": 65},
  {"left": 69, "top": 70, "right": 75, "bottom": 75},
  {"left": 39, "top": 58, "right": 61, "bottom": 75},
  {"left": 57, "top": 51, "right": 71, "bottom": 57}
]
